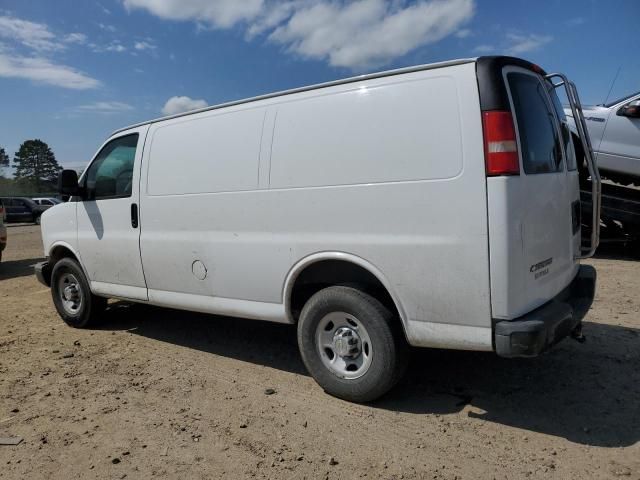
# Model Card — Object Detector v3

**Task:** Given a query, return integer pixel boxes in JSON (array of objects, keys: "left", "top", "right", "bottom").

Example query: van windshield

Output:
[{"left": 508, "top": 72, "right": 563, "bottom": 174}]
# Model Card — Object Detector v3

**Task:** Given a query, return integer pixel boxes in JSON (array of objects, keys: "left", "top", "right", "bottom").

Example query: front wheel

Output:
[
  {"left": 51, "top": 258, "right": 106, "bottom": 328},
  {"left": 297, "top": 286, "right": 408, "bottom": 403}
]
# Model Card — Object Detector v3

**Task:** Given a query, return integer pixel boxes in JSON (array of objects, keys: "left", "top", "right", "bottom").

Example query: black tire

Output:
[
  {"left": 34, "top": 214, "right": 41, "bottom": 225},
  {"left": 51, "top": 257, "right": 107, "bottom": 328},
  {"left": 297, "top": 286, "right": 408, "bottom": 403}
]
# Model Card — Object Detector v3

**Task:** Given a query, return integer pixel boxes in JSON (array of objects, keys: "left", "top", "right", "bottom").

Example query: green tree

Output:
[
  {"left": 13, "top": 139, "right": 62, "bottom": 191},
  {"left": 0, "top": 147, "right": 9, "bottom": 178}
]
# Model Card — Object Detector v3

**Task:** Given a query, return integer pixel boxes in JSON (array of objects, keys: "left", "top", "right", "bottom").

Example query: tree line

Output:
[{"left": 0, "top": 139, "right": 62, "bottom": 195}]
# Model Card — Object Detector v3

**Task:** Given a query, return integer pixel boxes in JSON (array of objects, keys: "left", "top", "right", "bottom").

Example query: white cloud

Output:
[
  {"left": 0, "top": 15, "right": 100, "bottom": 90},
  {"left": 455, "top": 28, "right": 472, "bottom": 38},
  {"left": 0, "top": 15, "right": 60, "bottom": 51},
  {"left": 107, "top": 43, "right": 126, "bottom": 52},
  {"left": 0, "top": 53, "right": 101, "bottom": 89},
  {"left": 506, "top": 33, "right": 552, "bottom": 55},
  {"left": 272, "top": 0, "right": 474, "bottom": 68},
  {"left": 64, "top": 33, "right": 88, "bottom": 45},
  {"left": 91, "top": 42, "right": 127, "bottom": 53},
  {"left": 98, "top": 23, "right": 117, "bottom": 32},
  {"left": 473, "top": 44, "right": 494, "bottom": 53},
  {"left": 89, "top": 40, "right": 156, "bottom": 54},
  {"left": 134, "top": 40, "right": 156, "bottom": 51},
  {"left": 98, "top": 3, "right": 112, "bottom": 15},
  {"left": 75, "top": 101, "right": 134, "bottom": 114},
  {"left": 0, "top": 16, "right": 88, "bottom": 50},
  {"left": 124, "top": 0, "right": 475, "bottom": 69},
  {"left": 161, "top": 96, "right": 209, "bottom": 115},
  {"left": 566, "top": 17, "right": 585, "bottom": 27},
  {"left": 245, "top": 2, "right": 298, "bottom": 40},
  {"left": 123, "top": 0, "right": 264, "bottom": 28}
]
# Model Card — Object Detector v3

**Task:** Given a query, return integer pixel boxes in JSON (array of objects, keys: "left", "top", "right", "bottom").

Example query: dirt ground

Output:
[{"left": 0, "top": 224, "right": 638, "bottom": 480}]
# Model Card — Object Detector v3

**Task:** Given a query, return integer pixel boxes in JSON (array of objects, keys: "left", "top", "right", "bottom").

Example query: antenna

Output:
[{"left": 604, "top": 66, "right": 621, "bottom": 105}]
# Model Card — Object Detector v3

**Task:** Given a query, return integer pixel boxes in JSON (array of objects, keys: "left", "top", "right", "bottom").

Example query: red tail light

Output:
[{"left": 483, "top": 111, "right": 519, "bottom": 176}]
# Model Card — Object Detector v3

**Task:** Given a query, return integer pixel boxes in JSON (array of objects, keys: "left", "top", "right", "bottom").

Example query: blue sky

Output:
[{"left": 0, "top": 0, "right": 638, "bottom": 171}]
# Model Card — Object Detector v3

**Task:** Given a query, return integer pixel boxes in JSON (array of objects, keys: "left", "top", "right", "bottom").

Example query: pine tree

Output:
[
  {"left": 0, "top": 147, "right": 9, "bottom": 178},
  {"left": 13, "top": 139, "right": 62, "bottom": 190}
]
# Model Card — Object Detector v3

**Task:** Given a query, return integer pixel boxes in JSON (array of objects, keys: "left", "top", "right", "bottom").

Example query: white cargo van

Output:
[{"left": 37, "top": 56, "right": 601, "bottom": 402}]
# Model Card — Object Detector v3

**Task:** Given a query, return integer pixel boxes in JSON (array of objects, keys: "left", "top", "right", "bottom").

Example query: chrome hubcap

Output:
[
  {"left": 316, "top": 312, "right": 372, "bottom": 379},
  {"left": 58, "top": 273, "right": 83, "bottom": 315},
  {"left": 333, "top": 327, "right": 361, "bottom": 357}
]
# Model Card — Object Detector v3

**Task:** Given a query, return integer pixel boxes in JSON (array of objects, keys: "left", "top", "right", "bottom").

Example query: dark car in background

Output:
[
  {"left": 0, "top": 197, "right": 49, "bottom": 225},
  {"left": 0, "top": 198, "right": 6, "bottom": 262}
]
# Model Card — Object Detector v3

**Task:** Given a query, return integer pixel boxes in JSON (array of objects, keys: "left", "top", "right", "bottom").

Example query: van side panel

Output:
[
  {"left": 146, "top": 108, "right": 265, "bottom": 196},
  {"left": 139, "top": 62, "right": 492, "bottom": 350},
  {"left": 270, "top": 76, "right": 462, "bottom": 188}
]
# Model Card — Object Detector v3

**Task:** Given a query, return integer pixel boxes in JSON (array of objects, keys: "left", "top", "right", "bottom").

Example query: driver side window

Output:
[{"left": 85, "top": 134, "right": 139, "bottom": 200}]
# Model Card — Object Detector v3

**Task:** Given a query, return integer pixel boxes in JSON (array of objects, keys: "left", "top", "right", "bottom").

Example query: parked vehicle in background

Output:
[
  {"left": 0, "top": 197, "right": 48, "bottom": 224},
  {"left": 564, "top": 91, "right": 640, "bottom": 252},
  {"left": 37, "top": 56, "right": 600, "bottom": 402},
  {"left": 565, "top": 91, "right": 640, "bottom": 186},
  {"left": 0, "top": 198, "right": 6, "bottom": 262},
  {"left": 33, "top": 197, "right": 62, "bottom": 206}
]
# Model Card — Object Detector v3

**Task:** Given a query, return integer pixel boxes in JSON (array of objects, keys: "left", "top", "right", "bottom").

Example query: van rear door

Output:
[{"left": 481, "top": 59, "right": 581, "bottom": 319}]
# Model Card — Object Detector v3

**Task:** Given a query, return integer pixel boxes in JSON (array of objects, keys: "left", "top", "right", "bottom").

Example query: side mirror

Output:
[
  {"left": 58, "top": 169, "right": 80, "bottom": 196},
  {"left": 617, "top": 101, "right": 640, "bottom": 118}
]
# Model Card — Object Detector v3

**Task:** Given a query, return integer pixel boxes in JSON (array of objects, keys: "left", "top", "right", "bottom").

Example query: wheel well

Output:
[
  {"left": 288, "top": 259, "right": 400, "bottom": 324},
  {"left": 49, "top": 245, "right": 79, "bottom": 266}
]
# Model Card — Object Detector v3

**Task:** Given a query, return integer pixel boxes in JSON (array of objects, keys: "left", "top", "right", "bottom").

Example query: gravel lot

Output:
[{"left": 1, "top": 224, "right": 638, "bottom": 479}]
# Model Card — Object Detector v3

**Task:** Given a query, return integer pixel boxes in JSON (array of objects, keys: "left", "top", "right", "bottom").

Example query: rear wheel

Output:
[
  {"left": 34, "top": 214, "right": 41, "bottom": 225},
  {"left": 297, "top": 286, "right": 408, "bottom": 403},
  {"left": 51, "top": 257, "right": 106, "bottom": 328}
]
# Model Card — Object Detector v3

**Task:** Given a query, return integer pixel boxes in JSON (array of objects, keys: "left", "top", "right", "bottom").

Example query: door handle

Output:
[{"left": 131, "top": 203, "right": 138, "bottom": 228}]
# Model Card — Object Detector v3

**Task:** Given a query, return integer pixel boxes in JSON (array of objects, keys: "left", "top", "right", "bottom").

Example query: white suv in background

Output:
[
  {"left": 33, "top": 197, "right": 62, "bottom": 206},
  {"left": 566, "top": 91, "right": 640, "bottom": 185}
]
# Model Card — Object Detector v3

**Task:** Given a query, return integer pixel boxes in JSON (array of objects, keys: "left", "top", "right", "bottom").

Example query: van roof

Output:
[{"left": 111, "top": 57, "right": 477, "bottom": 136}]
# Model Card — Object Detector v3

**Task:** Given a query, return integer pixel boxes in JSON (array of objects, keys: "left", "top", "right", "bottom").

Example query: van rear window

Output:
[
  {"left": 507, "top": 72, "right": 563, "bottom": 174},
  {"left": 547, "top": 83, "right": 577, "bottom": 171}
]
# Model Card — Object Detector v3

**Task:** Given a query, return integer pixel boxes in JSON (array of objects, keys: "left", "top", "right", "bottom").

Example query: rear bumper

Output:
[
  {"left": 35, "top": 260, "right": 52, "bottom": 287},
  {"left": 494, "top": 265, "right": 596, "bottom": 358}
]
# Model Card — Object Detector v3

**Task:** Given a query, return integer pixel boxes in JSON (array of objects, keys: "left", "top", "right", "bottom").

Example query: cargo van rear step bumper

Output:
[{"left": 494, "top": 265, "right": 596, "bottom": 358}]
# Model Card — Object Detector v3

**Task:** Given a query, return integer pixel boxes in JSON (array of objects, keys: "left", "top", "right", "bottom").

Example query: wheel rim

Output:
[
  {"left": 316, "top": 311, "right": 373, "bottom": 379},
  {"left": 58, "top": 272, "right": 83, "bottom": 316}
]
